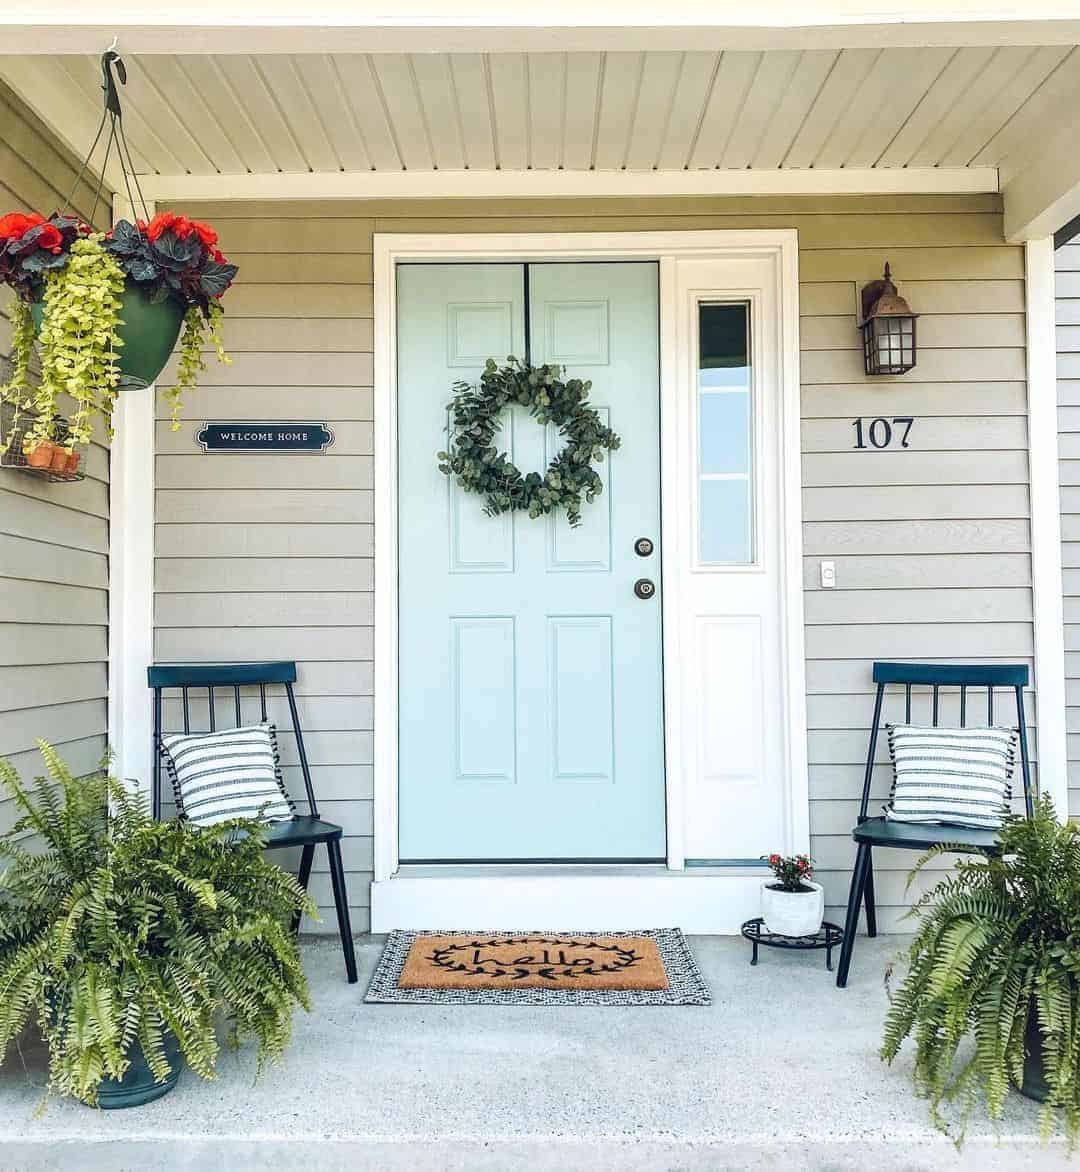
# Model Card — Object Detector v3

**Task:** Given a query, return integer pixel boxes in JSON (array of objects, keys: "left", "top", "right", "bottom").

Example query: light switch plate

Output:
[{"left": 820, "top": 560, "right": 836, "bottom": 589}]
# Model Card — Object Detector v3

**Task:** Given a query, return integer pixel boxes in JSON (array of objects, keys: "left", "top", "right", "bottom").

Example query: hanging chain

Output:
[{"left": 62, "top": 48, "right": 152, "bottom": 229}]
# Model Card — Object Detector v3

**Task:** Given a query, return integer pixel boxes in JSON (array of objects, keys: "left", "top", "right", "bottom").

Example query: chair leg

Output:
[
  {"left": 836, "top": 842, "right": 872, "bottom": 989},
  {"left": 325, "top": 837, "right": 358, "bottom": 984},
  {"left": 863, "top": 850, "right": 878, "bottom": 939},
  {"left": 292, "top": 843, "right": 316, "bottom": 936}
]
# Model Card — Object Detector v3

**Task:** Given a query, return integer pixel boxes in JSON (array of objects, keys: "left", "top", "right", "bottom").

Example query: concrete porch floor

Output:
[{"left": 0, "top": 935, "right": 1072, "bottom": 1171}]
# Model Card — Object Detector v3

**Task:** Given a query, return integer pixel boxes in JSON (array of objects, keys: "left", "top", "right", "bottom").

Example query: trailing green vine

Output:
[
  {"left": 0, "top": 297, "right": 36, "bottom": 452},
  {"left": 33, "top": 235, "right": 125, "bottom": 448},
  {"left": 437, "top": 357, "right": 621, "bottom": 527},
  {"left": 169, "top": 301, "right": 232, "bottom": 430}
]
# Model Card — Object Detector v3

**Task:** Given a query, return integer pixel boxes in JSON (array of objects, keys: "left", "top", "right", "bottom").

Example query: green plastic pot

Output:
[
  {"left": 32, "top": 279, "right": 185, "bottom": 390},
  {"left": 96, "top": 1031, "right": 184, "bottom": 1110},
  {"left": 1020, "top": 1005, "right": 1051, "bottom": 1103}
]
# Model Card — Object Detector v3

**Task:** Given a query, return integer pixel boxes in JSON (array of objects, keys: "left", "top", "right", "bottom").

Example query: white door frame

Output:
[{"left": 373, "top": 229, "right": 808, "bottom": 924}]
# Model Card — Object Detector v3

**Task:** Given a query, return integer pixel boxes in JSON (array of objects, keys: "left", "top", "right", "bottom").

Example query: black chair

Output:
[
  {"left": 149, "top": 661, "right": 358, "bottom": 984},
  {"left": 835, "top": 661, "right": 1033, "bottom": 989}
]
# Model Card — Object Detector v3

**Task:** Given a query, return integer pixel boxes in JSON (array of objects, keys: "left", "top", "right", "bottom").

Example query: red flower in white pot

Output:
[{"left": 760, "top": 852, "right": 824, "bottom": 937}]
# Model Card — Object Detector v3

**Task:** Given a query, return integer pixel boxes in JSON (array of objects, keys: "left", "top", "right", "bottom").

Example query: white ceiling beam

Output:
[
  {"left": 139, "top": 166, "right": 1000, "bottom": 204},
  {"left": 0, "top": 53, "right": 126, "bottom": 193},
  {"left": 1003, "top": 112, "right": 1080, "bottom": 241},
  {"left": 4, "top": 13, "right": 1080, "bottom": 54}
]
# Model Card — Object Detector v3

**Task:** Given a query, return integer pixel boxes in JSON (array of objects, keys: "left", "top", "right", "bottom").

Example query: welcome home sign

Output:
[{"left": 196, "top": 422, "right": 335, "bottom": 452}]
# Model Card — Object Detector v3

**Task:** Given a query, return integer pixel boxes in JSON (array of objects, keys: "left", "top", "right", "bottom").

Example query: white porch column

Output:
[
  {"left": 1025, "top": 236, "right": 1069, "bottom": 818},
  {"left": 107, "top": 196, "right": 156, "bottom": 797}
]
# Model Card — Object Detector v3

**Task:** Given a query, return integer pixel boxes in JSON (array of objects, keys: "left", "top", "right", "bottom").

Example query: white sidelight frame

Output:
[{"left": 372, "top": 229, "right": 807, "bottom": 931}]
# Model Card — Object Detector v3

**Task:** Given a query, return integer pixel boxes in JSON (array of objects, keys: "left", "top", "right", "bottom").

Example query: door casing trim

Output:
[{"left": 373, "top": 230, "right": 807, "bottom": 913}]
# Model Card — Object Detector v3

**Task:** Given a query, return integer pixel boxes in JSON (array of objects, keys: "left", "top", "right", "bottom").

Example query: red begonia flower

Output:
[
  {"left": 192, "top": 220, "right": 218, "bottom": 248},
  {"left": 146, "top": 211, "right": 181, "bottom": 241},
  {"left": 0, "top": 211, "right": 44, "bottom": 241},
  {"left": 35, "top": 224, "right": 63, "bottom": 254}
]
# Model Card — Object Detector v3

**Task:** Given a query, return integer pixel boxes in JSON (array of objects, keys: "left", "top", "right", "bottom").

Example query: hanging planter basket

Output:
[
  {"left": 0, "top": 48, "right": 237, "bottom": 458},
  {"left": 29, "top": 280, "right": 185, "bottom": 391}
]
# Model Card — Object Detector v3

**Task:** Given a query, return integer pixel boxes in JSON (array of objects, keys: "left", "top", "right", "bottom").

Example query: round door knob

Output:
[
  {"left": 634, "top": 537, "right": 654, "bottom": 557},
  {"left": 634, "top": 578, "right": 656, "bottom": 600}
]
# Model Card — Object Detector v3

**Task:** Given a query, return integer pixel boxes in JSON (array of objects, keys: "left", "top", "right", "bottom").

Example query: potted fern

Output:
[
  {"left": 0, "top": 210, "right": 236, "bottom": 454},
  {"left": 882, "top": 797, "right": 1080, "bottom": 1144},
  {"left": 0, "top": 743, "right": 313, "bottom": 1109}
]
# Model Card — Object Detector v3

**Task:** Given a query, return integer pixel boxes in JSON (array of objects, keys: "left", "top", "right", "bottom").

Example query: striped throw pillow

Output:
[
  {"left": 160, "top": 722, "right": 294, "bottom": 827},
  {"left": 885, "top": 723, "right": 1016, "bottom": 830}
]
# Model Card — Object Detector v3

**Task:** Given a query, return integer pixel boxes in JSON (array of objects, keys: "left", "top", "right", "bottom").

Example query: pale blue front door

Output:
[{"left": 397, "top": 261, "right": 665, "bottom": 861}]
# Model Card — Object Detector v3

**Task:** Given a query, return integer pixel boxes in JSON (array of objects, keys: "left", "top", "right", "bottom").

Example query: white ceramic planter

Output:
[{"left": 761, "top": 880, "right": 825, "bottom": 937}]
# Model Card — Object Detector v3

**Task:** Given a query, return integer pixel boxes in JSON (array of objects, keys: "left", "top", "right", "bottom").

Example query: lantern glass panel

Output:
[{"left": 864, "top": 313, "right": 915, "bottom": 375}]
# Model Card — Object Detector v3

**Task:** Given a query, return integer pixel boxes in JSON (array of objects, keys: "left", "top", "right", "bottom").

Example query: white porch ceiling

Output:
[{"left": 19, "top": 46, "right": 1080, "bottom": 181}]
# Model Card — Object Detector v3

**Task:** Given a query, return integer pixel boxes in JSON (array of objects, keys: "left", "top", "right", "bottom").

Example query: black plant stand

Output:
[{"left": 741, "top": 918, "right": 845, "bottom": 972}]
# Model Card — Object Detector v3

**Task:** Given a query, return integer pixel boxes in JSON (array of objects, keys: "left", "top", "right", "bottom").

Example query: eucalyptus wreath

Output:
[{"left": 437, "top": 357, "right": 620, "bottom": 527}]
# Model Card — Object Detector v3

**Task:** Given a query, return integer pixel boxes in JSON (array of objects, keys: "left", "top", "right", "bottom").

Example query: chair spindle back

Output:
[
  {"left": 148, "top": 661, "right": 318, "bottom": 822},
  {"left": 859, "top": 661, "right": 1033, "bottom": 823}
]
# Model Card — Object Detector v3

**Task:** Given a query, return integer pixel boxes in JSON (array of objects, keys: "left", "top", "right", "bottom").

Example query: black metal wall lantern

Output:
[{"left": 858, "top": 263, "right": 918, "bottom": 376}]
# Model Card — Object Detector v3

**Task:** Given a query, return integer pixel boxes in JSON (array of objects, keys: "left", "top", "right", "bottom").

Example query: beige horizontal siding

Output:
[
  {"left": 1058, "top": 238, "right": 1080, "bottom": 816},
  {"left": 0, "top": 83, "right": 111, "bottom": 819},
  {"left": 158, "top": 192, "right": 1033, "bottom": 933},
  {"left": 153, "top": 214, "right": 374, "bottom": 934},
  {"left": 0, "top": 88, "right": 115, "bottom": 232}
]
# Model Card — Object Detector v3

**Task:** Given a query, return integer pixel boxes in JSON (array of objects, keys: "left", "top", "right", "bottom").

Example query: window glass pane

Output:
[
  {"left": 700, "top": 303, "right": 747, "bottom": 371},
  {"left": 700, "top": 366, "right": 749, "bottom": 390},
  {"left": 698, "top": 302, "right": 753, "bottom": 564},
  {"left": 699, "top": 391, "right": 749, "bottom": 474},
  {"left": 700, "top": 479, "right": 751, "bottom": 563}
]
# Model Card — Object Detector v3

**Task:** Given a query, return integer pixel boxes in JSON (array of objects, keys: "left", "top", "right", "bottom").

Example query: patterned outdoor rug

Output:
[{"left": 364, "top": 929, "right": 711, "bottom": 1005}]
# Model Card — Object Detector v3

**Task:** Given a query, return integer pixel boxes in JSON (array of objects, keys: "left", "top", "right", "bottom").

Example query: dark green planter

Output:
[
  {"left": 1020, "top": 1006, "right": 1051, "bottom": 1103},
  {"left": 96, "top": 1031, "right": 183, "bottom": 1110},
  {"left": 32, "top": 280, "right": 185, "bottom": 390}
]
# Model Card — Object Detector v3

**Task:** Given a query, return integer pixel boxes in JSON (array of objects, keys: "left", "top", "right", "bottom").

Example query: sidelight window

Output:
[{"left": 697, "top": 302, "right": 753, "bottom": 565}]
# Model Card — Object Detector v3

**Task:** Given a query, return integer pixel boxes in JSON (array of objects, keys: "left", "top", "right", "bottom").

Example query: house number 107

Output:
[{"left": 852, "top": 417, "right": 914, "bottom": 449}]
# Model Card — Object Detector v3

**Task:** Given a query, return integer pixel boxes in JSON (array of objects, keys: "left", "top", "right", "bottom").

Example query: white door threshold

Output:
[{"left": 370, "top": 866, "right": 769, "bottom": 934}]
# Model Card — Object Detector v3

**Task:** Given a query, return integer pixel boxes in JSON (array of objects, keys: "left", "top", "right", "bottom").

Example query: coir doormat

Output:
[{"left": 364, "top": 929, "right": 711, "bottom": 1005}]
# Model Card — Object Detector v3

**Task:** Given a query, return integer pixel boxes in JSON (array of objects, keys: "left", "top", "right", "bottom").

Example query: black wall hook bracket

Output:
[
  {"left": 101, "top": 50, "right": 126, "bottom": 118},
  {"left": 63, "top": 40, "right": 149, "bottom": 227}
]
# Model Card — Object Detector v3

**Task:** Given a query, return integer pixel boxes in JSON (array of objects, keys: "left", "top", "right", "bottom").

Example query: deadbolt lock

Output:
[{"left": 634, "top": 537, "right": 654, "bottom": 557}]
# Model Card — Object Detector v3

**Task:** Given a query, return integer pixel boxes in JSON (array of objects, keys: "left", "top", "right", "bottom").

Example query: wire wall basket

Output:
[{"left": 0, "top": 405, "right": 86, "bottom": 483}]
